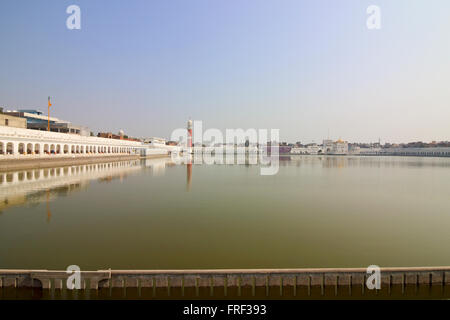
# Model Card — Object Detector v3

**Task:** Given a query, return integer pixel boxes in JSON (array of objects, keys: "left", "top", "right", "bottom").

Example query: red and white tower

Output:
[{"left": 187, "top": 119, "right": 193, "bottom": 153}]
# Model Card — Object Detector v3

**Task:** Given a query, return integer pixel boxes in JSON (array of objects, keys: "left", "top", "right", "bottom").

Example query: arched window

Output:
[{"left": 18, "top": 143, "right": 25, "bottom": 154}]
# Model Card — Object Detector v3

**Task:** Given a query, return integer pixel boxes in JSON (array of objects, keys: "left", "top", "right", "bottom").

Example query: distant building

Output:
[
  {"left": 348, "top": 145, "right": 361, "bottom": 154},
  {"left": 291, "top": 147, "right": 308, "bottom": 154},
  {"left": 0, "top": 108, "right": 27, "bottom": 129},
  {"left": 381, "top": 147, "right": 450, "bottom": 157},
  {"left": 322, "top": 139, "right": 334, "bottom": 153},
  {"left": 4, "top": 109, "right": 90, "bottom": 136},
  {"left": 306, "top": 144, "right": 320, "bottom": 154},
  {"left": 331, "top": 139, "right": 348, "bottom": 154},
  {"left": 359, "top": 147, "right": 381, "bottom": 155},
  {"left": 264, "top": 143, "right": 292, "bottom": 154},
  {"left": 291, "top": 144, "right": 320, "bottom": 155},
  {"left": 143, "top": 137, "right": 180, "bottom": 154},
  {"left": 144, "top": 137, "right": 167, "bottom": 145},
  {"left": 98, "top": 132, "right": 122, "bottom": 139},
  {"left": 322, "top": 139, "right": 348, "bottom": 155},
  {"left": 98, "top": 132, "right": 113, "bottom": 139}
]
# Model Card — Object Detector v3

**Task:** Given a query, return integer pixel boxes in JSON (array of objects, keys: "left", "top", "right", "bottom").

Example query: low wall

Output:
[{"left": 1, "top": 267, "right": 449, "bottom": 291}]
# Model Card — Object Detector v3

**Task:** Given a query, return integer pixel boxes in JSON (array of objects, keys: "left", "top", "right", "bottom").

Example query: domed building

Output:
[{"left": 322, "top": 138, "right": 348, "bottom": 155}]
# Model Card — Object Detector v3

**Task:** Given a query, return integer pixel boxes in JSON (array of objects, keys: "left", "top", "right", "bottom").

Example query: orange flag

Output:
[{"left": 48, "top": 96, "right": 52, "bottom": 108}]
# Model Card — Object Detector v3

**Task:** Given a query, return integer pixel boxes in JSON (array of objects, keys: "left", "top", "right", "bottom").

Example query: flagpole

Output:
[{"left": 47, "top": 96, "right": 50, "bottom": 131}]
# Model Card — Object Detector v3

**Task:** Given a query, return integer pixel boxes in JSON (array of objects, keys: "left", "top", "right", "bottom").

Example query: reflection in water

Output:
[
  {"left": 286, "top": 155, "right": 450, "bottom": 169},
  {"left": 187, "top": 163, "right": 192, "bottom": 191},
  {"left": 46, "top": 190, "right": 51, "bottom": 223},
  {"left": 0, "top": 158, "right": 176, "bottom": 216},
  {"left": 1, "top": 156, "right": 448, "bottom": 216},
  {"left": 183, "top": 153, "right": 450, "bottom": 169}
]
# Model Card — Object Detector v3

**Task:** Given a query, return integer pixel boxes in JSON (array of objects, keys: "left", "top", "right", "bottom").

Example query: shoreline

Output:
[{"left": 0, "top": 154, "right": 169, "bottom": 172}]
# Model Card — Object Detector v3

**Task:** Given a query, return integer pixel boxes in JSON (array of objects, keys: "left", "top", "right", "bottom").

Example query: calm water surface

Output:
[{"left": 1, "top": 156, "right": 450, "bottom": 270}]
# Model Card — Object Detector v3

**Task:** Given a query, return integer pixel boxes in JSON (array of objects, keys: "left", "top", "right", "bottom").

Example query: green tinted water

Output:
[{"left": 1, "top": 156, "right": 449, "bottom": 270}]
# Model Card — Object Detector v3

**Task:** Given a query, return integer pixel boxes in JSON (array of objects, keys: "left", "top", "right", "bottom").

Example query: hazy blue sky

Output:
[{"left": 0, "top": 0, "right": 449, "bottom": 143}]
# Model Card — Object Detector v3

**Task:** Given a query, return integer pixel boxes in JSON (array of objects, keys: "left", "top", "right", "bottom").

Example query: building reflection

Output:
[
  {"left": 0, "top": 157, "right": 176, "bottom": 217},
  {"left": 46, "top": 189, "right": 51, "bottom": 223}
]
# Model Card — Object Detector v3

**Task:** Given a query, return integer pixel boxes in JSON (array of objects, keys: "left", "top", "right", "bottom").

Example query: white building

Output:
[
  {"left": 322, "top": 140, "right": 334, "bottom": 153},
  {"left": 380, "top": 147, "right": 450, "bottom": 157},
  {"left": 145, "top": 137, "right": 166, "bottom": 145},
  {"left": 144, "top": 137, "right": 181, "bottom": 154},
  {"left": 331, "top": 139, "right": 348, "bottom": 154},
  {"left": 322, "top": 139, "right": 348, "bottom": 155},
  {"left": 359, "top": 147, "right": 382, "bottom": 155},
  {"left": 291, "top": 144, "right": 321, "bottom": 155},
  {"left": 0, "top": 125, "right": 146, "bottom": 158}
]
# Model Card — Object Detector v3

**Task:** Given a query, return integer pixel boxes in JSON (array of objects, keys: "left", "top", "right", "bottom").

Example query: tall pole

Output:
[
  {"left": 187, "top": 119, "right": 193, "bottom": 153},
  {"left": 47, "top": 96, "right": 51, "bottom": 131}
]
